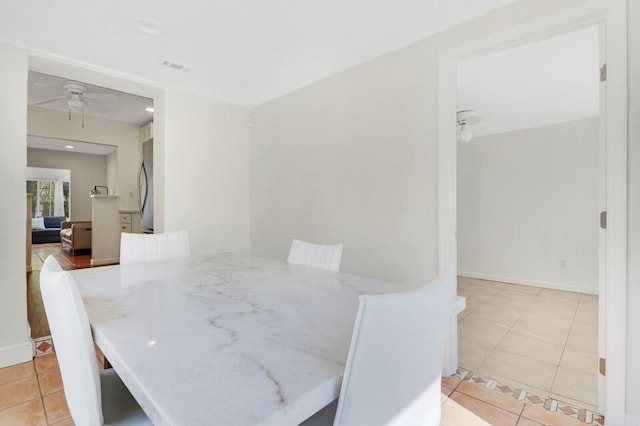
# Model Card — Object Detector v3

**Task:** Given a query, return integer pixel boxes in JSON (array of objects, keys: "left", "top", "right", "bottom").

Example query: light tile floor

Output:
[
  {"left": 1, "top": 353, "right": 592, "bottom": 426},
  {"left": 441, "top": 374, "right": 593, "bottom": 426},
  {"left": 457, "top": 276, "right": 599, "bottom": 413},
  {"left": 0, "top": 354, "right": 72, "bottom": 425}
]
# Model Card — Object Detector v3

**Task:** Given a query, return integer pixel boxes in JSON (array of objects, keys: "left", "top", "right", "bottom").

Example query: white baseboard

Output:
[
  {"left": 91, "top": 257, "right": 118, "bottom": 266},
  {"left": 0, "top": 340, "right": 34, "bottom": 368},
  {"left": 457, "top": 271, "right": 598, "bottom": 295}
]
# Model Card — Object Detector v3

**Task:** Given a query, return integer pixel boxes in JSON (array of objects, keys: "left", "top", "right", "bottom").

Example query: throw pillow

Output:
[{"left": 32, "top": 217, "right": 45, "bottom": 230}]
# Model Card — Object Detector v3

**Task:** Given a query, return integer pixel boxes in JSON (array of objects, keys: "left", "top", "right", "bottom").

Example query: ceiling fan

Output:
[{"left": 34, "top": 80, "right": 117, "bottom": 114}]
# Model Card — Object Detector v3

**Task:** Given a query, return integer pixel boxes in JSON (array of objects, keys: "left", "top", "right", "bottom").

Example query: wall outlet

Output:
[{"left": 560, "top": 258, "right": 567, "bottom": 268}]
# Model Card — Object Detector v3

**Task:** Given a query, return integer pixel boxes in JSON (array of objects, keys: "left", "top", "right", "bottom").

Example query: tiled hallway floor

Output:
[
  {"left": 457, "top": 277, "right": 599, "bottom": 413},
  {"left": 441, "top": 370, "right": 595, "bottom": 425},
  {"left": 0, "top": 354, "right": 72, "bottom": 425},
  {"left": 1, "top": 353, "right": 592, "bottom": 426}
]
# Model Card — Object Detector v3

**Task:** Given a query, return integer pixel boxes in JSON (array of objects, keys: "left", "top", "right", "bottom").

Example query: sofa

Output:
[
  {"left": 60, "top": 221, "right": 92, "bottom": 255},
  {"left": 31, "top": 216, "right": 67, "bottom": 244}
]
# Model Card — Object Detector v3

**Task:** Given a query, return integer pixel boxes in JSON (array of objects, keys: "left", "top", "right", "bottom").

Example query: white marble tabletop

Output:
[{"left": 70, "top": 253, "right": 408, "bottom": 426}]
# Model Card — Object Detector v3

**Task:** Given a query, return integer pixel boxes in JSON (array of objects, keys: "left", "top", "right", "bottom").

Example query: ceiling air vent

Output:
[{"left": 162, "top": 60, "right": 190, "bottom": 72}]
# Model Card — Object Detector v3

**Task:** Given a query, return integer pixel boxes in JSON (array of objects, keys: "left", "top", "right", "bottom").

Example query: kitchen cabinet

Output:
[
  {"left": 90, "top": 195, "right": 120, "bottom": 266},
  {"left": 119, "top": 210, "right": 142, "bottom": 234}
]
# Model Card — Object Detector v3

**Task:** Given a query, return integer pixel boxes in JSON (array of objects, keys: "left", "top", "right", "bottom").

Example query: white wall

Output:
[
  {"left": 249, "top": 0, "right": 592, "bottom": 287},
  {"left": 28, "top": 106, "right": 140, "bottom": 211},
  {"left": 27, "top": 148, "right": 107, "bottom": 220},
  {"left": 457, "top": 119, "right": 599, "bottom": 293},
  {"left": 250, "top": 52, "right": 438, "bottom": 285},
  {"left": 26, "top": 167, "right": 70, "bottom": 183},
  {"left": 106, "top": 150, "right": 117, "bottom": 199},
  {"left": 626, "top": 0, "right": 640, "bottom": 420},
  {"left": 0, "top": 43, "right": 32, "bottom": 367},
  {"left": 163, "top": 89, "right": 251, "bottom": 256}
]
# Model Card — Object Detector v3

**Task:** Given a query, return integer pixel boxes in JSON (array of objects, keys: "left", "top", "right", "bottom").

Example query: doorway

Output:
[
  {"left": 455, "top": 26, "right": 600, "bottom": 411},
  {"left": 27, "top": 71, "right": 154, "bottom": 224},
  {"left": 25, "top": 71, "right": 154, "bottom": 338},
  {"left": 437, "top": 3, "right": 628, "bottom": 423}
]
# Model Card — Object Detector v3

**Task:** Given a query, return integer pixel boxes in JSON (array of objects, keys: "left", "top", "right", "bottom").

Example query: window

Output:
[{"left": 27, "top": 180, "right": 69, "bottom": 218}]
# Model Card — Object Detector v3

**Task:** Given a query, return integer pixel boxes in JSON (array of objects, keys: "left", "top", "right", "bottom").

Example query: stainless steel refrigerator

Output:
[{"left": 138, "top": 139, "right": 154, "bottom": 233}]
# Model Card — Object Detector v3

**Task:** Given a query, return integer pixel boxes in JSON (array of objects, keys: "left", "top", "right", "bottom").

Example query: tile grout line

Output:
[
  {"left": 549, "top": 293, "right": 581, "bottom": 405},
  {"left": 33, "top": 360, "right": 52, "bottom": 426},
  {"left": 494, "top": 286, "right": 533, "bottom": 357},
  {"left": 458, "top": 277, "right": 598, "bottom": 413},
  {"left": 516, "top": 401, "right": 527, "bottom": 424}
]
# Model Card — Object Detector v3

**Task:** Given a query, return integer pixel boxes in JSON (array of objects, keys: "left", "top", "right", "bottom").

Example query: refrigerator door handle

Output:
[{"left": 138, "top": 162, "right": 148, "bottom": 215}]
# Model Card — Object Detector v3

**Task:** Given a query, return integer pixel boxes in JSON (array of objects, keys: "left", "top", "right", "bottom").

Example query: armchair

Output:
[{"left": 60, "top": 221, "right": 92, "bottom": 255}]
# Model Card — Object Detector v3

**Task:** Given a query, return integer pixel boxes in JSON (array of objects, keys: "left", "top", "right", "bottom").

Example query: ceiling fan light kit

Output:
[
  {"left": 62, "top": 81, "right": 87, "bottom": 95},
  {"left": 67, "top": 97, "right": 85, "bottom": 111},
  {"left": 456, "top": 109, "right": 478, "bottom": 144}
]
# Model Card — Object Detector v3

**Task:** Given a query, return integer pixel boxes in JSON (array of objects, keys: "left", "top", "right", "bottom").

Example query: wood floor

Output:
[{"left": 28, "top": 243, "right": 92, "bottom": 339}]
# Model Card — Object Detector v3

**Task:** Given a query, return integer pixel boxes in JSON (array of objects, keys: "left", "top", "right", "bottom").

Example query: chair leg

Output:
[{"left": 442, "top": 296, "right": 466, "bottom": 376}]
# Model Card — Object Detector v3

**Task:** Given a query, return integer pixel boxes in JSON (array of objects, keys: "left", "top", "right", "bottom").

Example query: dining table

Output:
[{"left": 69, "top": 252, "right": 410, "bottom": 426}]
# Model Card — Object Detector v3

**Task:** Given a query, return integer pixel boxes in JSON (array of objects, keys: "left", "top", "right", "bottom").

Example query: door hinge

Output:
[
  {"left": 599, "top": 357, "right": 606, "bottom": 376},
  {"left": 600, "top": 211, "right": 607, "bottom": 230},
  {"left": 600, "top": 63, "right": 607, "bottom": 82}
]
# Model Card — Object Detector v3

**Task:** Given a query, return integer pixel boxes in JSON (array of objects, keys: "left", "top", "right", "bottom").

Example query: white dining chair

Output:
[
  {"left": 40, "top": 256, "right": 151, "bottom": 425},
  {"left": 120, "top": 230, "right": 191, "bottom": 265},
  {"left": 287, "top": 239, "right": 343, "bottom": 272},
  {"left": 301, "top": 270, "right": 453, "bottom": 426}
]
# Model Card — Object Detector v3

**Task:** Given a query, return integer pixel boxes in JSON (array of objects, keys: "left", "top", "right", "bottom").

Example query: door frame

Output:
[{"left": 436, "top": 0, "right": 627, "bottom": 423}]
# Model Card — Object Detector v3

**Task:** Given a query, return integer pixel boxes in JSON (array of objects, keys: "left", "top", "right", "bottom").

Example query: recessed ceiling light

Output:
[
  {"left": 145, "top": 107, "right": 155, "bottom": 112},
  {"left": 65, "top": 145, "right": 74, "bottom": 149},
  {"left": 134, "top": 17, "right": 164, "bottom": 36}
]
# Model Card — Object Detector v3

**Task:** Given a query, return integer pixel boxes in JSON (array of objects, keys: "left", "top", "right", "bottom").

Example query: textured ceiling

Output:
[
  {"left": 2, "top": 0, "right": 518, "bottom": 107},
  {"left": 5, "top": 1, "right": 597, "bottom": 141},
  {"left": 457, "top": 26, "right": 599, "bottom": 138}
]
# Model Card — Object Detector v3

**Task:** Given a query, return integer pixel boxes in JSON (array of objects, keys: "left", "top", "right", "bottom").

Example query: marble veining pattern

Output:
[{"left": 70, "top": 253, "right": 408, "bottom": 426}]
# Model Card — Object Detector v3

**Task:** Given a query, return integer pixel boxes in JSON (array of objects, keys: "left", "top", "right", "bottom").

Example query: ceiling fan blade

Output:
[
  {"left": 83, "top": 92, "right": 118, "bottom": 100},
  {"left": 82, "top": 97, "right": 107, "bottom": 114},
  {"left": 34, "top": 95, "right": 67, "bottom": 106}
]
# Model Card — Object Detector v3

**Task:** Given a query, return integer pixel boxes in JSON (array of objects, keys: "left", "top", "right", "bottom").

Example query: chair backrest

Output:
[
  {"left": 40, "top": 256, "right": 104, "bottom": 425},
  {"left": 120, "top": 230, "right": 191, "bottom": 265},
  {"left": 287, "top": 239, "right": 343, "bottom": 272},
  {"left": 333, "top": 270, "right": 453, "bottom": 426}
]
